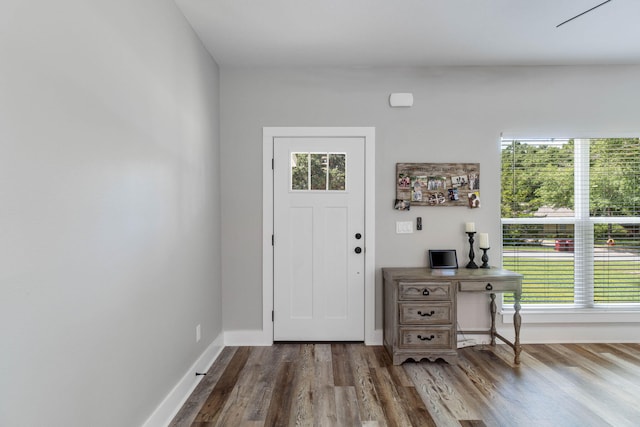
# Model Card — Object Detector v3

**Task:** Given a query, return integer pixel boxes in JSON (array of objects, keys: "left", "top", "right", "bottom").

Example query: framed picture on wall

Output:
[{"left": 395, "top": 162, "right": 480, "bottom": 208}]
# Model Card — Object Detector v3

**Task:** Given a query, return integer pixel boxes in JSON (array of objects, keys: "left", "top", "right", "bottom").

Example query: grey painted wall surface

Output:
[
  {"left": 220, "top": 66, "right": 640, "bottom": 332},
  {"left": 0, "top": 1, "right": 222, "bottom": 425}
]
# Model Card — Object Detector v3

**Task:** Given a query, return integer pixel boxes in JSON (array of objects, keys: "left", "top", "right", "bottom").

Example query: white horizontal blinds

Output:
[
  {"left": 501, "top": 138, "right": 577, "bottom": 305},
  {"left": 594, "top": 225, "right": 640, "bottom": 303},
  {"left": 589, "top": 138, "right": 640, "bottom": 304},
  {"left": 589, "top": 139, "right": 640, "bottom": 217},
  {"left": 501, "top": 137, "right": 640, "bottom": 307},
  {"left": 500, "top": 139, "right": 573, "bottom": 218},
  {"left": 574, "top": 139, "right": 593, "bottom": 307},
  {"left": 502, "top": 223, "right": 575, "bottom": 304}
]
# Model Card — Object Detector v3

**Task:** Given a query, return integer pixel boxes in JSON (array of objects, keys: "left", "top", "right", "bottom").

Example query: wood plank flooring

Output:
[{"left": 170, "top": 343, "right": 640, "bottom": 427}]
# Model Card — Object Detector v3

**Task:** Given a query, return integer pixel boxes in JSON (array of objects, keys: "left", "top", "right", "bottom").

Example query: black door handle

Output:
[{"left": 355, "top": 247, "right": 362, "bottom": 254}]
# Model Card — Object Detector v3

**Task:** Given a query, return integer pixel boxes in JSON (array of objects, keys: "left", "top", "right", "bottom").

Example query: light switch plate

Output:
[{"left": 396, "top": 221, "right": 413, "bottom": 234}]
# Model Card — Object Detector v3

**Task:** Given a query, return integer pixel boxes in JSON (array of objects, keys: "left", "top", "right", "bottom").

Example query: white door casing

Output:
[
  {"left": 273, "top": 137, "right": 364, "bottom": 340},
  {"left": 260, "top": 127, "right": 377, "bottom": 346}
]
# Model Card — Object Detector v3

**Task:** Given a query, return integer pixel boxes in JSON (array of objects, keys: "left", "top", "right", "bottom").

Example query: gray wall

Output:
[
  {"left": 220, "top": 66, "right": 640, "bottom": 334},
  {"left": 0, "top": 1, "right": 222, "bottom": 426}
]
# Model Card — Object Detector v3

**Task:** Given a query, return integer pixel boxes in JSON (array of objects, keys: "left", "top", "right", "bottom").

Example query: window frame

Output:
[{"left": 500, "top": 133, "right": 640, "bottom": 323}]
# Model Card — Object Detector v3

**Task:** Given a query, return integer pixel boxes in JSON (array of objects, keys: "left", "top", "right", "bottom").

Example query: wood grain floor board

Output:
[
  {"left": 335, "top": 386, "right": 362, "bottom": 426},
  {"left": 246, "top": 345, "right": 297, "bottom": 423},
  {"left": 421, "top": 360, "right": 496, "bottom": 425},
  {"left": 234, "top": 347, "right": 282, "bottom": 422},
  {"left": 332, "top": 343, "right": 356, "bottom": 387},
  {"left": 263, "top": 361, "right": 296, "bottom": 427},
  {"left": 558, "top": 344, "right": 640, "bottom": 395},
  {"left": 591, "top": 343, "right": 640, "bottom": 364},
  {"left": 345, "top": 345, "right": 387, "bottom": 424},
  {"left": 521, "top": 345, "right": 625, "bottom": 427},
  {"left": 173, "top": 343, "right": 640, "bottom": 427},
  {"left": 369, "top": 366, "right": 414, "bottom": 427},
  {"left": 310, "top": 344, "right": 336, "bottom": 425},
  {"left": 311, "top": 367, "right": 338, "bottom": 426},
  {"left": 552, "top": 346, "right": 640, "bottom": 424},
  {"left": 598, "top": 343, "right": 640, "bottom": 382},
  {"left": 215, "top": 346, "right": 269, "bottom": 426},
  {"left": 450, "top": 350, "right": 517, "bottom": 427},
  {"left": 393, "top": 380, "right": 437, "bottom": 427},
  {"left": 599, "top": 351, "right": 640, "bottom": 384},
  {"left": 290, "top": 344, "right": 315, "bottom": 427},
  {"left": 454, "top": 350, "right": 499, "bottom": 400},
  {"left": 313, "top": 343, "right": 333, "bottom": 362},
  {"left": 564, "top": 365, "right": 639, "bottom": 427},
  {"left": 516, "top": 348, "right": 603, "bottom": 425},
  {"left": 169, "top": 346, "right": 239, "bottom": 427},
  {"left": 403, "top": 362, "right": 463, "bottom": 427},
  {"left": 371, "top": 345, "right": 393, "bottom": 368},
  {"left": 193, "top": 346, "right": 250, "bottom": 424},
  {"left": 458, "top": 421, "right": 487, "bottom": 427}
]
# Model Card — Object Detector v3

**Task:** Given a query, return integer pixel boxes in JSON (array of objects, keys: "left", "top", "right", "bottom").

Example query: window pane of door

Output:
[
  {"left": 291, "top": 153, "right": 309, "bottom": 190},
  {"left": 328, "top": 153, "right": 346, "bottom": 191},
  {"left": 310, "top": 153, "right": 327, "bottom": 190}
]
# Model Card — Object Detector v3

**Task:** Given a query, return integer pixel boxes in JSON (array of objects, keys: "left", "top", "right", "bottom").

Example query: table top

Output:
[{"left": 382, "top": 267, "right": 523, "bottom": 281}]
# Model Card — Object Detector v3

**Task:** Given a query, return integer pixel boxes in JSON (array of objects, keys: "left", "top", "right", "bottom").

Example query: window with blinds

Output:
[{"left": 501, "top": 138, "right": 640, "bottom": 307}]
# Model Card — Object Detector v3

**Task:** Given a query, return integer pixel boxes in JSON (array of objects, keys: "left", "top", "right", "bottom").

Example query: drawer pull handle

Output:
[
  {"left": 422, "top": 289, "right": 430, "bottom": 296},
  {"left": 485, "top": 283, "right": 493, "bottom": 291},
  {"left": 417, "top": 310, "right": 435, "bottom": 317},
  {"left": 417, "top": 334, "right": 435, "bottom": 341}
]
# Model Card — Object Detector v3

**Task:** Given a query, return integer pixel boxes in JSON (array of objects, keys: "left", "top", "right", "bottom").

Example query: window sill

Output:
[{"left": 501, "top": 307, "right": 640, "bottom": 324}]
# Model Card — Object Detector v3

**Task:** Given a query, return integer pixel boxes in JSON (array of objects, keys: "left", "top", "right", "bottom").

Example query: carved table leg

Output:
[
  {"left": 513, "top": 291, "right": 522, "bottom": 364},
  {"left": 489, "top": 293, "right": 497, "bottom": 346}
]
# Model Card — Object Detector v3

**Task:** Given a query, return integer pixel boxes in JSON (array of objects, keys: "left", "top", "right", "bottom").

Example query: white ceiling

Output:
[{"left": 174, "top": 0, "right": 640, "bottom": 67}]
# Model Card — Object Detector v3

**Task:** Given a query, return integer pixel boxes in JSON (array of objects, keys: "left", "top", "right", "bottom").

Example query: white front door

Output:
[{"left": 273, "top": 137, "right": 365, "bottom": 341}]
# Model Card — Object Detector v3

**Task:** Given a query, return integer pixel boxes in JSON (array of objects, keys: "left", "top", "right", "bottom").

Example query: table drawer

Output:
[
  {"left": 398, "top": 327, "right": 453, "bottom": 349},
  {"left": 398, "top": 281, "right": 452, "bottom": 300},
  {"left": 399, "top": 302, "right": 453, "bottom": 325},
  {"left": 459, "top": 280, "right": 520, "bottom": 292}
]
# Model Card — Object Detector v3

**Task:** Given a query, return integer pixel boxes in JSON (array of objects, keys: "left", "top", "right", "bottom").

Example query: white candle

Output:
[
  {"left": 465, "top": 222, "right": 475, "bottom": 233},
  {"left": 479, "top": 233, "right": 489, "bottom": 249}
]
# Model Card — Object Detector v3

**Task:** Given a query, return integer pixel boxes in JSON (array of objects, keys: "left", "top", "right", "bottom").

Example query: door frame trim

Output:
[{"left": 262, "top": 127, "right": 377, "bottom": 344}]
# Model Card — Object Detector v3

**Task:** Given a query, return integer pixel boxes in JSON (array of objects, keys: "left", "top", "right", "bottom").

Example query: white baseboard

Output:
[
  {"left": 366, "top": 329, "right": 383, "bottom": 345},
  {"left": 224, "top": 329, "right": 272, "bottom": 346},
  {"left": 457, "top": 332, "right": 492, "bottom": 347},
  {"left": 509, "top": 323, "right": 640, "bottom": 343},
  {"left": 142, "top": 333, "right": 224, "bottom": 427}
]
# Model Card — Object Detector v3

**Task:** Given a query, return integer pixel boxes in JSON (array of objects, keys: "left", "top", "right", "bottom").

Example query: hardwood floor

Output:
[{"left": 170, "top": 343, "right": 640, "bottom": 427}]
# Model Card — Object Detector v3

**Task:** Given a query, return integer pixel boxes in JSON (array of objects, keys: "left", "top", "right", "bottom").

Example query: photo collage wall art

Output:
[{"left": 395, "top": 162, "right": 480, "bottom": 210}]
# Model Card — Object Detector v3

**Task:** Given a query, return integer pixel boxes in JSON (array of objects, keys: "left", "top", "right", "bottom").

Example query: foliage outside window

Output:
[
  {"left": 291, "top": 152, "right": 346, "bottom": 191},
  {"left": 501, "top": 138, "right": 640, "bottom": 307}
]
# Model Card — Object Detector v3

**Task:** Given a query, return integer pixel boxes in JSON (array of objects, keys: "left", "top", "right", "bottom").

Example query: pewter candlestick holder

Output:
[
  {"left": 466, "top": 232, "right": 478, "bottom": 269},
  {"left": 480, "top": 247, "right": 490, "bottom": 269}
]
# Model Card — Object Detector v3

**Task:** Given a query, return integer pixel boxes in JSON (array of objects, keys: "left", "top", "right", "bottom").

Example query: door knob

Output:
[
  {"left": 355, "top": 233, "right": 362, "bottom": 240},
  {"left": 354, "top": 247, "right": 362, "bottom": 254}
]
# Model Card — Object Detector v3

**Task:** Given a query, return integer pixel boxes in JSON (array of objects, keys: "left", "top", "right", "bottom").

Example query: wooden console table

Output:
[{"left": 383, "top": 267, "right": 523, "bottom": 365}]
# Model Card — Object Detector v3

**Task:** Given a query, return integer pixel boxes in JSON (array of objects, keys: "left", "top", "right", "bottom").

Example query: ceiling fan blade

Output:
[{"left": 557, "top": 0, "right": 612, "bottom": 28}]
